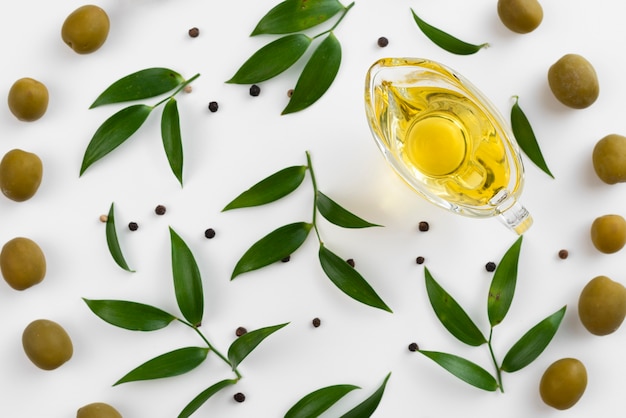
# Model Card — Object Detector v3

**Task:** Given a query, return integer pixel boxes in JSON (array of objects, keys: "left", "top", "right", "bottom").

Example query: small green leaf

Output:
[
  {"left": 424, "top": 267, "right": 486, "bottom": 346},
  {"left": 231, "top": 222, "right": 312, "bottom": 279},
  {"left": 227, "top": 34, "right": 312, "bottom": 84},
  {"left": 488, "top": 236, "right": 523, "bottom": 327},
  {"left": 410, "top": 9, "right": 488, "bottom": 55},
  {"left": 170, "top": 227, "right": 204, "bottom": 327},
  {"left": 418, "top": 350, "right": 499, "bottom": 391},
  {"left": 161, "top": 98, "right": 184, "bottom": 186},
  {"left": 282, "top": 33, "right": 341, "bottom": 115},
  {"left": 501, "top": 305, "right": 567, "bottom": 373},
  {"left": 223, "top": 165, "right": 307, "bottom": 211},
  {"left": 114, "top": 346, "right": 209, "bottom": 385},
  {"left": 319, "top": 245, "right": 392, "bottom": 313},
  {"left": 178, "top": 379, "right": 238, "bottom": 418},
  {"left": 285, "top": 384, "right": 360, "bottom": 418},
  {"left": 251, "top": 0, "right": 344, "bottom": 35},
  {"left": 105, "top": 202, "right": 134, "bottom": 272},
  {"left": 511, "top": 96, "right": 554, "bottom": 178},
  {"left": 339, "top": 373, "right": 391, "bottom": 418},
  {"left": 90, "top": 68, "right": 185, "bottom": 108},
  {"left": 80, "top": 104, "right": 152, "bottom": 175},
  {"left": 83, "top": 299, "right": 176, "bottom": 331},
  {"left": 227, "top": 323, "right": 289, "bottom": 370},
  {"left": 316, "top": 191, "right": 381, "bottom": 229}
]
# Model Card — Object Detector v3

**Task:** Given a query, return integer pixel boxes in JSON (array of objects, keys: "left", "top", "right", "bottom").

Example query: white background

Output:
[{"left": 1, "top": 0, "right": 625, "bottom": 417}]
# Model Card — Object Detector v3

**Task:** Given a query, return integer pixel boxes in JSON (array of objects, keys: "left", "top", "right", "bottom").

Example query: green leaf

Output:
[
  {"left": 161, "top": 98, "right": 184, "bottom": 186},
  {"left": 424, "top": 267, "right": 486, "bottom": 346},
  {"left": 318, "top": 245, "right": 392, "bottom": 313},
  {"left": 178, "top": 379, "right": 238, "bottom": 418},
  {"left": 231, "top": 222, "right": 312, "bottom": 279},
  {"left": 511, "top": 96, "right": 554, "bottom": 178},
  {"left": 227, "top": 323, "right": 289, "bottom": 370},
  {"left": 114, "top": 346, "right": 209, "bottom": 385},
  {"left": 170, "top": 227, "right": 204, "bottom": 327},
  {"left": 80, "top": 104, "right": 152, "bottom": 175},
  {"left": 285, "top": 384, "right": 360, "bottom": 418},
  {"left": 251, "top": 0, "right": 345, "bottom": 35},
  {"left": 410, "top": 9, "right": 488, "bottom": 55},
  {"left": 105, "top": 202, "right": 134, "bottom": 272},
  {"left": 316, "top": 191, "right": 381, "bottom": 229},
  {"left": 83, "top": 299, "right": 176, "bottom": 331},
  {"left": 282, "top": 33, "right": 341, "bottom": 115},
  {"left": 339, "top": 373, "right": 391, "bottom": 418},
  {"left": 418, "top": 350, "right": 499, "bottom": 391},
  {"left": 90, "top": 68, "right": 185, "bottom": 108},
  {"left": 227, "top": 34, "right": 312, "bottom": 84},
  {"left": 223, "top": 165, "right": 307, "bottom": 211},
  {"left": 501, "top": 305, "right": 566, "bottom": 373},
  {"left": 488, "top": 236, "right": 523, "bottom": 327}
]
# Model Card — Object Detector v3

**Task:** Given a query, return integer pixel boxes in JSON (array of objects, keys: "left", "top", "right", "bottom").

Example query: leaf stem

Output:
[
  {"left": 313, "top": 1, "right": 355, "bottom": 40},
  {"left": 488, "top": 328, "right": 504, "bottom": 393},
  {"left": 305, "top": 151, "right": 323, "bottom": 244},
  {"left": 153, "top": 73, "right": 201, "bottom": 108}
]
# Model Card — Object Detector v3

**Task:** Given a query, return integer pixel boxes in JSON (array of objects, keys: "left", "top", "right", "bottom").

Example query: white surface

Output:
[{"left": 1, "top": 0, "right": 625, "bottom": 417}]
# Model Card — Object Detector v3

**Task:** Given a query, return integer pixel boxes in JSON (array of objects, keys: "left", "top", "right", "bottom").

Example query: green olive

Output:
[
  {"left": 539, "top": 358, "right": 587, "bottom": 410},
  {"left": 590, "top": 214, "right": 626, "bottom": 253},
  {"left": 497, "top": 0, "right": 543, "bottom": 34},
  {"left": 0, "top": 149, "right": 43, "bottom": 202},
  {"left": 22, "top": 319, "right": 73, "bottom": 370},
  {"left": 77, "top": 402, "right": 123, "bottom": 418},
  {"left": 1, "top": 237, "right": 46, "bottom": 290},
  {"left": 7, "top": 77, "right": 49, "bottom": 121},
  {"left": 578, "top": 275, "right": 626, "bottom": 335},
  {"left": 592, "top": 134, "right": 626, "bottom": 184},
  {"left": 62, "top": 5, "right": 110, "bottom": 54},
  {"left": 548, "top": 54, "right": 599, "bottom": 109}
]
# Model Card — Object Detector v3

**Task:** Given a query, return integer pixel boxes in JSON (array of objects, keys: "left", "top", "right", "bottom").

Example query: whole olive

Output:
[
  {"left": 578, "top": 275, "right": 626, "bottom": 335},
  {"left": 0, "top": 237, "right": 46, "bottom": 290},
  {"left": 62, "top": 5, "right": 110, "bottom": 54},
  {"left": 22, "top": 319, "right": 73, "bottom": 370},
  {"left": 77, "top": 402, "right": 123, "bottom": 418},
  {"left": 7, "top": 77, "right": 49, "bottom": 121},
  {"left": 592, "top": 134, "right": 626, "bottom": 184},
  {"left": 590, "top": 214, "right": 626, "bottom": 253},
  {"left": 0, "top": 149, "right": 43, "bottom": 202},
  {"left": 548, "top": 54, "right": 599, "bottom": 109},
  {"left": 539, "top": 358, "right": 587, "bottom": 410},
  {"left": 497, "top": 0, "right": 543, "bottom": 34}
]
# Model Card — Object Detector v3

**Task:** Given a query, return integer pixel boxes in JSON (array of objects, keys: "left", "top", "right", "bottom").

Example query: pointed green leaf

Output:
[
  {"left": 339, "top": 373, "right": 391, "bottom": 418},
  {"left": 424, "top": 267, "right": 486, "bottom": 346},
  {"left": 80, "top": 104, "right": 152, "bottom": 175},
  {"left": 282, "top": 33, "right": 341, "bottom": 115},
  {"left": 319, "top": 245, "right": 392, "bottom": 313},
  {"left": 114, "top": 346, "right": 209, "bottom": 385},
  {"left": 511, "top": 96, "right": 554, "bottom": 178},
  {"left": 227, "top": 34, "right": 312, "bottom": 84},
  {"left": 178, "top": 379, "right": 238, "bottom": 418},
  {"left": 410, "top": 9, "right": 488, "bottom": 55},
  {"left": 90, "top": 68, "right": 184, "bottom": 108},
  {"left": 488, "top": 236, "right": 523, "bottom": 327},
  {"left": 105, "top": 202, "right": 134, "bottom": 272},
  {"left": 227, "top": 322, "right": 289, "bottom": 370},
  {"left": 161, "top": 98, "right": 184, "bottom": 186},
  {"left": 223, "top": 165, "right": 307, "bottom": 211},
  {"left": 251, "top": 0, "right": 344, "bottom": 35},
  {"left": 231, "top": 222, "right": 312, "bottom": 279},
  {"left": 285, "top": 384, "right": 360, "bottom": 418},
  {"left": 418, "top": 350, "right": 499, "bottom": 391},
  {"left": 83, "top": 299, "right": 176, "bottom": 331},
  {"left": 501, "top": 305, "right": 567, "bottom": 373},
  {"left": 316, "top": 191, "right": 381, "bottom": 229},
  {"left": 170, "top": 227, "right": 204, "bottom": 327}
]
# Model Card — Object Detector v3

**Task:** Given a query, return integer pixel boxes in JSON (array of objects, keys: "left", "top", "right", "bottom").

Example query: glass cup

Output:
[{"left": 364, "top": 58, "right": 532, "bottom": 234}]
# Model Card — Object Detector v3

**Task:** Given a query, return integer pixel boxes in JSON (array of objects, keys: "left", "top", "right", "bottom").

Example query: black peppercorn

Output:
[
  {"left": 312, "top": 317, "right": 321, "bottom": 328},
  {"left": 418, "top": 221, "right": 430, "bottom": 232},
  {"left": 377, "top": 36, "right": 389, "bottom": 47},
  {"left": 188, "top": 27, "right": 199, "bottom": 38},
  {"left": 204, "top": 228, "right": 216, "bottom": 239},
  {"left": 485, "top": 261, "right": 496, "bottom": 272},
  {"left": 155, "top": 205, "right": 166, "bottom": 215},
  {"left": 128, "top": 222, "right": 139, "bottom": 231},
  {"left": 408, "top": 342, "right": 419, "bottom": 352},
  {"left": 415, "top": 256, "right": 425, "bottom": 265},
  {"left": 233, "top": 393, "right": 246, "bottom": 403},
  {"left": 558, "top": 249, "right": 569, "bottom": 259},
  {"left": 281, "top": 255, "right": 291, "bottom": 263},
  {"left": 249, "top": 84, "right": 261, "bottom": 97},
  {"left": 235, "top": 327, "right": 247, "bottom": 337},
  {"left": 208, "top": 101, "right": 219, "bottom": 112},
  {"left": 346, "top": 258, "right": 355, "bottom": 267}
]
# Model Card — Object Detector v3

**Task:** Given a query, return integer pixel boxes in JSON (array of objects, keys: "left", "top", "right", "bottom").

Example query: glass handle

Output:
[{"left": 497, "top": 199, "right": 533, "bottom": 235}]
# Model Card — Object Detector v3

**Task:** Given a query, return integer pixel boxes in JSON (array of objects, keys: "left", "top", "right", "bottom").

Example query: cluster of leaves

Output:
[
  {"left": 81, "top": 68, "right": 200, "bottom": 186},
  {"left": 416, "top": 236, "right": 566, "bottom": 392},
  {"left": 224, "top": 151, "right": 392, "bottom": 313},
  {"left": 228, "top": 0, "right": 354, "bottom": 114}
]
